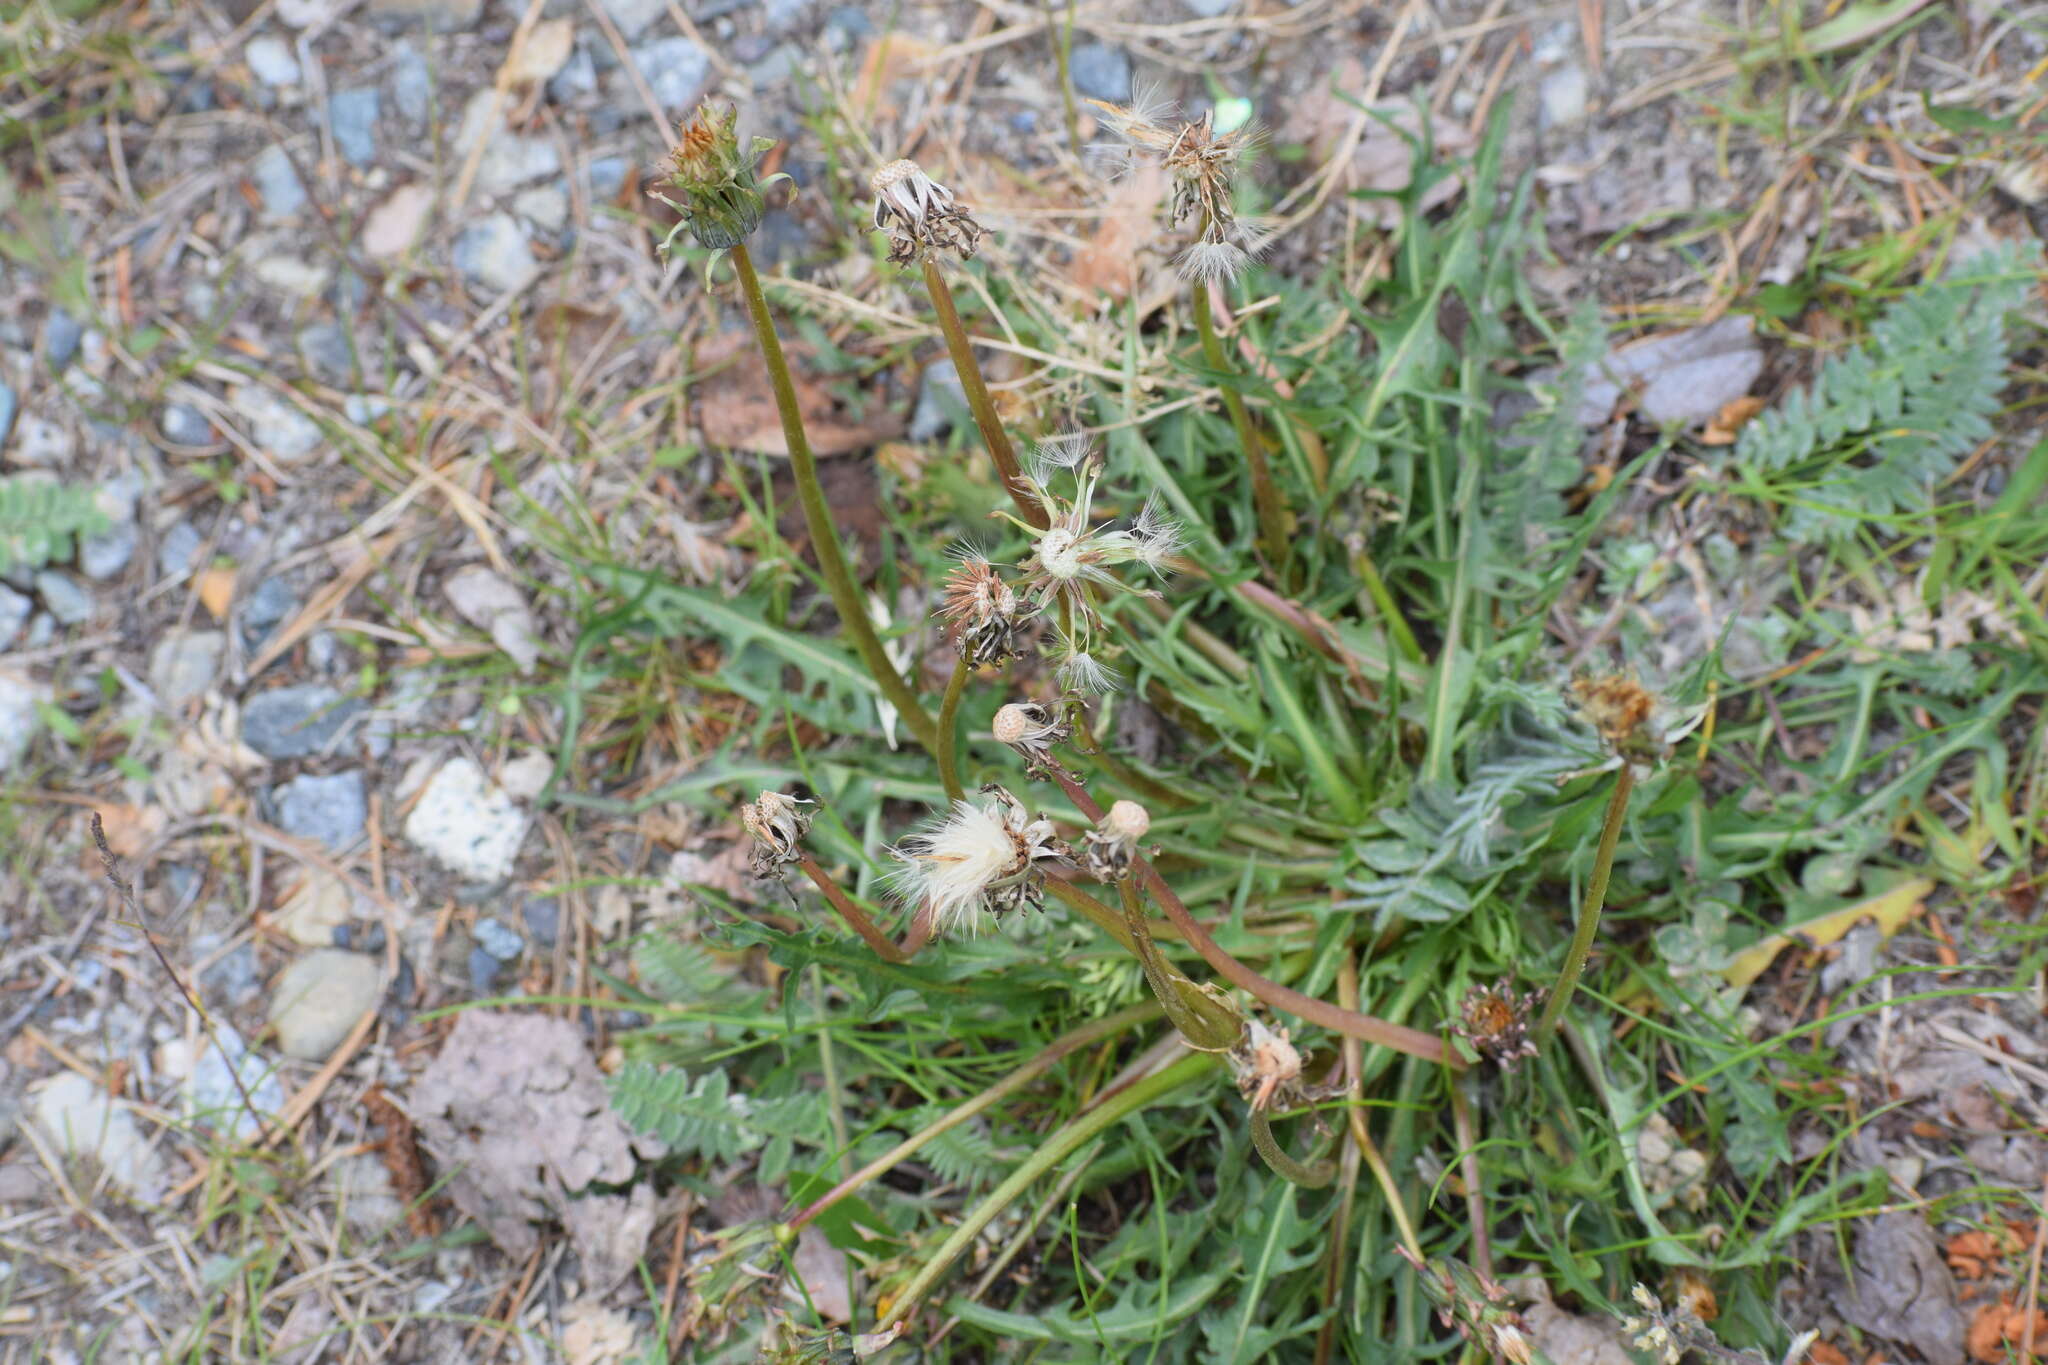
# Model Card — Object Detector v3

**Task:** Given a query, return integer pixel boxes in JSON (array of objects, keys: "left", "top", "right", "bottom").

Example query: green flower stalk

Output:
[{"left": 657, "top": 108, "right": 938, "bottom": 752}]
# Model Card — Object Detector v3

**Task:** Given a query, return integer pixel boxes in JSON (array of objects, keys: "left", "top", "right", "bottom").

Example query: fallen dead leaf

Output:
[
  {"left": 696, "top": 333, "right": 901, "bottom": 457},
  {"left": 1969, "top": 1299, "right": 2048, "bottom": 1362},
  {"left": 1722, "top": 876, "right": 1933, "bottom": 988},
  {"left": 792, "top": 1223, "right": 852, "bottom": 1323},
  {"left": 1946, "top": 1229, "right": 2003, "bottom": 1280},
  {"left": 1841, "top": 1212, "right": 1966, "bottom": 1365},
  {"left": 197, "top": 567, "right": 236, "bottom": 620},
  {"left": 1523, "top": 1299, "right": 1635, "bottom": 1365},
  {"left": 443, "top": 566, "right": 543, "bottom": 673},
  {"left": 1807, "top": 1344, "right": 1851, "bottom": 1365},
  {"left": 90, "top": 804, "right": 167, "bottom": 860},
  {"left": 852, "top": 32, "right": 943, "bottom": 114},
  {"left": 1700, "top": 394, "right": 1766, "bottom": 446},
  {"left": 407, "top": 1011, "right": 664, "bottom": 1292},
  {"left": 1070, "top": 164, "right": 1167, "bottom": 299},
  {"left": 508, "top": 17, "right": 573, "bottom": 84},
  {"left": 562, "top": 1299, "right": 639, "bottom": 1365}
]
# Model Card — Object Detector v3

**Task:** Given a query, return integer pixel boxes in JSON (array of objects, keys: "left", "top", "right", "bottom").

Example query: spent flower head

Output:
[
  {"left": 992, "top": 701, "right": 1073, "bottom": 780},
  {"left": 870, "top": 159, "right": 984, "bottom": 267},
  {"left": 1454, "top": 978, "right": 1540, "bottom": 1072},
  {"left": 657, "top": 103, "right": 777, "bottom": 251},
  {"left": 1091, "top": 95, "right": 1268, "bottom": 281},
  {"left": 888, "top": 784, "right": 1070, "bottom": 937},
  {"left": 740, "top": 790, "right": 815, "bottom": 879},
  {"left": 1228, "top": 1017, "right": 1304, "bottom": 1114},
  {"left": 1081, "top": 799, "right": 1150, "bottom": 881},
  {"left": 1570, "top": 669, "right": 1710, "bottom": 772},
  {"left": 937, "top": 553, "right": 1036, "bottom": 666}
]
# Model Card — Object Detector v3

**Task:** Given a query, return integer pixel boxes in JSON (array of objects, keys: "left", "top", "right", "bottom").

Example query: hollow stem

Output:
[
  {"left": 937, "top": 655, "right": 971, "bottom": 802},
  {"left": 1119, "top": 877, "right": 1243, "bottom": 1053},
  {"left": 733, "top": 243, "right": 937, "bottom": 753},
  {"left": 784, "top": 999, "right": 1160, "bottom": 1233},
  {"left": 1190, "top": 274, "right": 1289, "bottom": 574},
  {"left": 798, "top": 853, "right": 910, "bottom": 964},
  {"left": 880, "top": 1049, "right": 1215, "bottom": 1332},
  {"left": 1051, "top": 770, "right": 1453, "bottom": 1067},
  {"left": 922, "top": 259, "right": 1045, "bottom": 529},
  {"left": 1448, "top": 1078, "right": 1492, "bottom": 1279},
  {"left": 1250, "top": 1107, "right": 1336, "bottom": 1188},
  {"left": 1043, "top": 877, "right": 1139, "bottom": 956},
  {"left": 1338, "top": 955, "right": 1422, "bottom": 1259},
  {"left": 1533, "top": 764, "right": 1634, "bottom": 1045}
]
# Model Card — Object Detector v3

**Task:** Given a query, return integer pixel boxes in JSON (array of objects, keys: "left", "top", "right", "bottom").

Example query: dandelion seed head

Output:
[
  {"left": 869, "top": 158, "right": 983, "bottom": 266},
  {"left": 1175, "top": 239, "right": 1251, "bottom": 283},
  {"left": 1037, "top": 527, "right": 1086, "bottom": 580},
  {"left": 888, "top": 788, "right": 1068, "bottom": 935},
  {"left": 1056, "top": 647, "right": 1119, "bottom": 695}
]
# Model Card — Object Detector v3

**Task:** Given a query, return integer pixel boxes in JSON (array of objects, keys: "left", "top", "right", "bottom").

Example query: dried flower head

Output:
[
  {"left": 871, "top": 159, "right": 984, "bottom": 267},
  {"left": 1229, "top": 1017, "right": 1304, "bottom": 1113},
  {"left": 999, "top": 434, "right": 1183, "bottom": 692},
  {"left": 1397, "top": 1248, "right": 1533, "bottom": 1362},
  {"left": 1091, "top": 96, "right": 1269, "bottom": 282},
  {"left": 992, "top": 701, "right": 1072, "bottom": 780},
  {"left": 1081, "top": 799, "right": 1150, "bottom": 881},
  {"left": 741, "top": 790, "right": 815, "bottom": 879},
  {"left": 657, "top": 103, "right": 775, "bottom": 250},
  {"left": 888, "top": 785, "right": 1070, "bottom": 936},
  {"left": 1618, "top": 1284, "right": 1706, "bottom": 1365},
  {"left": 1454, "top": 978, "right": 1539, "bottom": 1071},
  {"left": 937, "top": 554, "right": 1036, "bottom": 666},
  {"left": 1572, "top": 671, "right": 1656, "bottom": 750}
]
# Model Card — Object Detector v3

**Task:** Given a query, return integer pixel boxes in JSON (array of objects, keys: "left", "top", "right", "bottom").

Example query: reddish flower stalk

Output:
[
  {"left": 1049, "top": 770, "right": 1453, "bottom": 1067},
  {"left": 797, "top": 853, "right": 929, "bottom": 964}
]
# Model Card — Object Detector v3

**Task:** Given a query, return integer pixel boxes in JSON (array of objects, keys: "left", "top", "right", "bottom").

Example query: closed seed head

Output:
[{"left": 870, "top": 158, "right": 983, "bottom": 267}]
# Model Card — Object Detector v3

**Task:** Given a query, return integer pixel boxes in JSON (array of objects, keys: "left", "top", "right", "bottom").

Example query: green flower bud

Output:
[{"left": 659, "top": 104, "right": 774, "bottom": 250}]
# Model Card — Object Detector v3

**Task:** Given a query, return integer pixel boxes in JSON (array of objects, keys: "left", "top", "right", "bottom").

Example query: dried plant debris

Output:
[
  {"left": 407, "top": 1010, "right": 665, "bottom": 1291},
  {"left": 1836, "top": 1213, "right": 1967, "bottom": 1365}
]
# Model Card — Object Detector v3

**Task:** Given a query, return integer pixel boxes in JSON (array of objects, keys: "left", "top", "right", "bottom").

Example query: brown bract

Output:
[
  {"left": 1572, "top": 671, "right": 1656, "bottom": 748},
  {"left": 870, "top": 159, "right": 983, "bottom": 267}
]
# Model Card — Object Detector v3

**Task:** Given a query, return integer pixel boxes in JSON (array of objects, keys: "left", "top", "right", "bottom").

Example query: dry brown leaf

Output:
[
  {"left": 695, "top": 333, "right": 900, "bottom": 457},
  {"left": 1070, "top": 164, "right": 1167, "bottom": 299},
  {"left": 792, "top": 1224, "right": 852, "bottom": 1323},
  {"left": 1946, "top": 1229, "right": 2002, "bottom": 1280},
  {"left": 91, "top": 804, "right": 167, "bottom": 860},
  {"left": 407, "top": 1011, "right": 664, "bottom": 1292},
  {"left": 197, "top": 567, "right": 236, "bottom": 620},
  {"left": 1969, "top": 1299, "right": 2048, "bottom": 1362},
  {"left": 1700, "top": 394, "right": 1766, "bottom": 446},
  {"left": 1842, "top": 1213, "right": 1966, "bottom": 1365},
  {"left": 1806, "top": 1344, "right": 1851, "bottom": 1365}
]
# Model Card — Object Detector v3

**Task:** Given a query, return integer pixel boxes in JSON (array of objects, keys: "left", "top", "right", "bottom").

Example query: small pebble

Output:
[
  {"left": 269, "top": 949, "right": 383, "bottom": 1060},
  {"left": 230, "top": 384, "right": 323, "bottom": 461},
  {"left": 910, "top": 360, "right": 965, "bottom": 441},
  {"left": 1067, "top": 42, "right": 1132, "bottom": 103},
  {"left": 147, "top": 630, "right": 224, "bottom": 707},
  {"left": 474, "top": 916, "right": 524, "bottom": 961},
  {"left": 241, "top": 576, "right": 298, "bottom": 649},
  {"left": 0, "top": 380, "right": 15, "bottom": 448},
  {"left": 30, "top": 1074, "right": 166, "bottom": 1201},
  {"left": 272, "top": 770, "right": 369, "bottom": 851},
  {"left": 547, "top": 43, "right": 597, "bottom": 102},
  {"left": 0, "top": 672, "right": 47, "bottom": 776},
  {"left": 157, "top": 522, "right": 205, "bottom": 579},
  {"left": 404, "top": 756, "right": 529, "bottom": 882},
  {"left": 12, "top": 415, "right": 73, "bottom": 466},
  {"left": 0, "top": 585, "right": 29, "bottom": 648},
  {"left": 520, "top": 896, "right": 560, "bottom": 947},
  {"left": 296, "top": 322, "right": 356, "bottom": 384},
  {"left": 246, "top": 35, "right": 301, "bottom": 87},
  {"left": 252, "top": 144, "right": 307, "bottom": 221},
  {"left": 629, "top": 36, "right": 710, "bottom": 111},
  {"left": 467, "top": 946, "right": 504, "bottom": 995},
  {"left": 327, "top": 87, "right": 380, "bottom": 167},
  {"left": 78, "top": 520, "right": 138, "bottom": 581},
  {"left": 159, "top": 402, "right": 212, "bottom": 446},
  {"left": 43, "top": 309, "right": 83, "bottom": 369},
  {"left": 193, "top": 932, "right": 261, "bottom": 1010},
  {"left": 365, "top": 0, "right": 483, "bottom": 30},
  {"left": 453, "top": 213, "right": 539, "bottom": 294},
  {"left": 241, "top": 683, "right": 365, "bottom": 759},
  {"left": 180, "top": 1026, "right": 285, "bottom": 1141},
  {"left": 388, "top": 41, "right": 432, "bottom": 123},
  {"left": 32, "top": 571, "right": 91, "bottom": 626}
]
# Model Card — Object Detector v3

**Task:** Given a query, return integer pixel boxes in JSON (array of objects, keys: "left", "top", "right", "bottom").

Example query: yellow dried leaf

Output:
[
  {"left": 1721, "top": 875, "right": 1933, "bottom": 988},
  {"left": 197, "top": 567, "right": 236, "bottom": 621}
]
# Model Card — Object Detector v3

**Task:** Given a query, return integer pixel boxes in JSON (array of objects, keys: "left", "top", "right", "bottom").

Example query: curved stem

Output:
[
  {"left": 936, "top": 655, "right": 971, "bottom": 802},
  {"left": 1533, "top": 765, "right": 1634, "bottom": 1045},
  {"left": 1051, "top": 770, "right": 1454, "bottom": 1067},
  {"left": 1250, "top": 1107, "right": 1335, "bottom": 1188},
  {"left": 922, "top": 259, "right": 1045, "bottom": 529},
  {"left": 785, "top": 999, "right": 1160, "bottom": 1233},
  {"left": 733, "top": 243, "right": 937, "bottom": 753},
  {"left": 1191, "top": 274, "right": 1289, "bottom": 574},
  {"left": 880, "top": 1050, "right": 1215, "bottom": 1332},
  {"left": 1120, "top": 878, "right": 1243, "bottom": 1053},
  {"left": 1043, "top": 877, "right": 1139, "bottom": 956}
]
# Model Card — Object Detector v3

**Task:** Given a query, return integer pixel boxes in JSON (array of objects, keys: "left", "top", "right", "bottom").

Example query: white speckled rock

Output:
[
  {"left": 269, "top": 949, "right": 383, "bottom": 1060},
  {"left": 404, "top": 756, "right": 528, "bottom": 882}
]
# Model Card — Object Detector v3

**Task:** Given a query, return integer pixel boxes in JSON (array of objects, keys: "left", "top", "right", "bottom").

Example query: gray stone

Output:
[
  {"left": 365, "top": 0, "right": 481, "bottom": 30},
  {"left": 79, "top": 520, "right": 137, "bottom": 580},
  {"left": 764, "top": 0, "right": 809, "bottom": 29},
  {"left": 241, "top": 576, "right": 297, "bottom": 648},
  {"left": 0, "top": 380, "right": 15, "bottom": 449},
  {"left": 910, "top": 359, "right": 965, "bottom": 441},
  {"left": 747, "top": 44, "right": 801, "bottom": 88},
  {"left": 0, "top": 585, "right": 28, "bottom": 648},
  {"left": 29, "top": 1073, "right": 166, "bottom": 1201},
  {"left": 1539, "top": 63, "right": 1588, "bottom": 129},
  {"left": 231, "top": 384, "right": 323, "bottom": 461},
  {"left": 157, "top": 521, "right": 204, "bottom": 579},
  {"left": 1181, "top": 0, "right": 1235, "bottom": 13},
  {"left": 629, "top": 36, "right": 710, "bottom": 112},
  {"left": 547, "top": 43, "right": 597, "bottom": 102},
  {"left": 33, "top": 571, "right": 91, "bottom": 626},
  {"left": 568, "top": 0, "right": 663, "bottom": 40},
  {"left": 467, "top": 945, "right": 503, "bottom": 995},
  {"left": 330, "top": 1152, "right": 405, "bottom": 1234},
  {"left": 269, "top": 950, "right": 383, "bottom": 1060},
  {"left": 181, "top": 1026, "right": 285, "bottom": 1141},
  {"left": 512, "top": 184, "right": 567, "bottom": 235},
  {"left": 328, "top": 87, "right": 380, "bottom": 167},
  {"left": 252, "top": 144, "right": 306, "bottom": 221},
  {"left": 823, "top": 6, "right": 871, "bottom": 52},
  {"left": 296, "top": 322, "right": 356, "bottom": 384},
  {"left": 454, "top": 89, "right": 560, "bottom": 194},
  {"left": 389, "top": 42, "right": 433, "bottom": 124},
  {"left": 453, "top": 213, "right": 539, "bottom": 294},
  {"left": 160, "top": 402, "right": 211, "bottom": 446},
  {"left": 44, "top": 309, "right": 82, "bottom": 369},
  {"left": 148, "top": 630, "right": 224, "bottom": 707},
  {"left": 1067, "top": 42, "right": 1131, "bottom": 103},
  {"left": 520, "top": 896, "right": 560, "bottom": 947},
  {"left": 474, "top": 916, "right": 523, "bottom": 961},
  {"left": 12, "top": 415, "right": 72, "bottom": 466},
  {"left": 584, "top": 155, "right": 628, "bottom": 198},
  {"left": 196, "top": 933, "right": 262, "bottom": 1009},
  {"left": 0, "top": 670, "right": 46, "bottom": 776},
  {"left": 273, "top": 771, "right": 368, "bottom": 851},
  {"left": 246, "top": 35, "right": 301, "bottom": 87},
  {"left": 241, "top": 684, "right": 364, "bottom": 759}
]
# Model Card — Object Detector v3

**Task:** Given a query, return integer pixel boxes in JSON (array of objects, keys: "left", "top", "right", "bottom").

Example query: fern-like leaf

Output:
[{"left": 0, "top": 475, "right": 107, "bottom": 574}]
